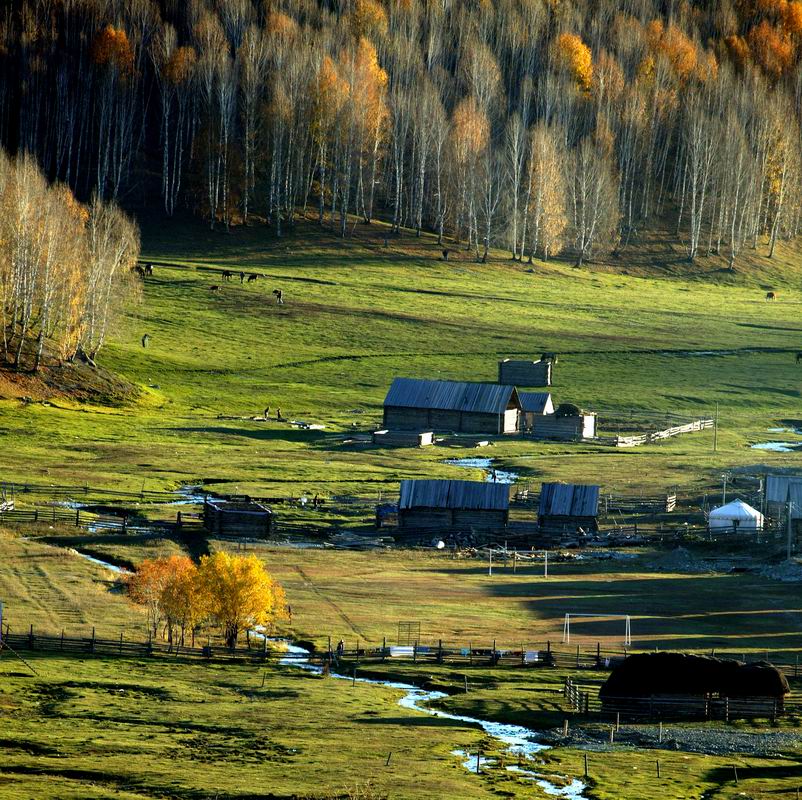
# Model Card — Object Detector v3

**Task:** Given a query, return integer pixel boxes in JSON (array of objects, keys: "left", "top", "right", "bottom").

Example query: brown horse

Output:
[
  {"left": 222, "top": 270, "right": 233, "bottom": 282},
  {"left": 247, "top": 273, "right": 258, "bottom": 283}
]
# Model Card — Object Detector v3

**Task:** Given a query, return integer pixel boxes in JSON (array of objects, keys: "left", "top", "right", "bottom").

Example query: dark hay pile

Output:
[{"left": 599, "top": 652, "right": 790, "bottom": 699}]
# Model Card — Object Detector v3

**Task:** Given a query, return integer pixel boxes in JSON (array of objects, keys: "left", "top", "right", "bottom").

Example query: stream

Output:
[
  {"left": 443, "top": 457, "right": 519, "bottom": 485},
  {"left": 62, "top": 548, "right": 585, "bottom": 796},
  {"left": 277, "top": 640, "right": 586, "bottom": 797}
]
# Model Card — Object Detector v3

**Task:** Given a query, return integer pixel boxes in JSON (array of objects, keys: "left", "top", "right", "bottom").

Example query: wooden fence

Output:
[
  {"left": 0, "top": 506, "right": 178, "bottom": 535},
  {"left": 599, "top": 419, "right": 714, "bottom": 448}
]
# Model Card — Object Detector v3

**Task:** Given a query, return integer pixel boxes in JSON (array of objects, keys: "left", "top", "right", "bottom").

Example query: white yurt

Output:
[{"left": 709, "top": 498, "right": 764, "bottom": 533}]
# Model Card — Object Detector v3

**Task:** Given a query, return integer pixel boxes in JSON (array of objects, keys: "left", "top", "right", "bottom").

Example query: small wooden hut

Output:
[
  {"left": 498, "top": 358, "right": 552, "bottom": 386},
  {"left": 203, "top": 499, "right": 272, "bottom": 538},
  {"left": 599, "top": 652, "right": 789, "bottom": 719},
  {"left": 518, "top": 392, "right": 554, "bottom": 430},
  {"left": 538, "top": 483, "right": 600, "bottom": 532},
  {"left": 531, "top": 404, "right": 596, "bottom": 441},
  {"left": 383, "top": 378, "right": 522, "bottom": 434},
  {"left": 397, "top": 479, "right": 509, "bottom": 530}
]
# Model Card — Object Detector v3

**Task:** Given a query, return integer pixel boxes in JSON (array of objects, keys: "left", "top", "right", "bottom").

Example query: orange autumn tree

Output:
[
  {"left": 196, "top": 553, "right": 287, "bottom": 649},
  {"left": 128, "top": 553, "right": 287, "bottom": 648},
  {"left": 748, "top": 20, "right": 795, "bottom": 79},
  {"left": 555, "top": 33, "right": 593, "bottom": 93},
  {"left": 91, "top": 25, "right": 134, "bottom": 77}
]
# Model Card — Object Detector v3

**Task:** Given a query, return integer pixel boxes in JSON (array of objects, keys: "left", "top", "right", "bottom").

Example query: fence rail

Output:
[{"left": 600, "top": 419, "right": 714, "bottom": 448}]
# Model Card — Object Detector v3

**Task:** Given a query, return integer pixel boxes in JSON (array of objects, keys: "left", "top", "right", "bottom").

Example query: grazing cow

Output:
[
  {"left": 132, "top": 265, "right": 146, "bottom": 277},
  {"left": 247, "top": 273, "right": 258, "bottom": 283},
  {"left": 766, "top": 291, "right": 777, "bottom": 301},
  {"left": 209, "top": 285, "right": 221, "bottom": 292},
  {"left": 144, "top": 263, "right": 153, "bottom": 276},
  {"left": 141, "top": 334, "right": 150, "bottom": 348},
  {"left": 222, "top": 270, "right": 233, "bottom": 282},
  {"left": 239, "top": 271, "right": 245, "bottom": 283},
  {"left": 541, "top": 352, "right": 559, "bottom": 364},
  {"left": 273, "top": 288, "right": 284, "bottom": 305}
]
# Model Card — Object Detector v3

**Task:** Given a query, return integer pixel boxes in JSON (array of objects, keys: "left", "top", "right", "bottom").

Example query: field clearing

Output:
[{"left": 2, "top": 218, "right": 802, "bottom": 499}]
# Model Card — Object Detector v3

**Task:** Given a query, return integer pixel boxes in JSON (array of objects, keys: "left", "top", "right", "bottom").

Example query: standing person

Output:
[
  {"left": 336, "top": 639, "right": 344, "bottom": 660},
  {"left": 276, "top": 407, "right": 282, "bottom": 421},
  {"left": 240, "top": 271, "right": 245, "bottom": 283},
  {"left": 263, "top": 406, "right": 270, "bottom": 420}
]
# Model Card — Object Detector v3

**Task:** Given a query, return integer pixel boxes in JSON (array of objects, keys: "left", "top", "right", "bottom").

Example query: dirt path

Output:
[{"left": 291, "top": 564, "right": 367, "bottom": 638}]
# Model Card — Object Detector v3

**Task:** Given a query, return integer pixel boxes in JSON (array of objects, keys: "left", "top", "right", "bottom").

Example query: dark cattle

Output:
[
  {"left": 796, "top": 352, "right": 802, "bottom": 363},
  {"left": 222, "top": 270, "right": 233, "bottom": 282},
  {"left": 766, "top": 291, "right": 777, "bottom": 301},
  {"left": 209, "top": 285, "right": 221, "bottom": 292},
  {"left": 541, "top": 352, "right": 558, "bottom": 364},
  {"left": 141, "top": 334, "right": 150, "bottom": 348},
  {"left": 247, "top": 273, "right": 258, "bottom": 283},
  {"left": 273, "top": 289, "right": 284, "bottom": 305},
  {"left": 144, "top": 263, "right": 153, "bottom": 276},
  {"left": 442, "top": 249, "right": 450, "bottom": 261},
  {"left": 132, "top": 265, "right": 146, "bottom": 277}
]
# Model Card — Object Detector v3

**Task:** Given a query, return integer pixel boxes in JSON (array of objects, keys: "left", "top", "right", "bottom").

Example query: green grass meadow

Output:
[{"left": 3, "top": 216, "right": 802, "bottom": 497}]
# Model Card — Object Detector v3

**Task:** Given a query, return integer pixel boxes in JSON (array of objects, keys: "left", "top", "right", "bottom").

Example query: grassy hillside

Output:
[{"left": 2, "top": 214, "right": 802, "bottom": 501}]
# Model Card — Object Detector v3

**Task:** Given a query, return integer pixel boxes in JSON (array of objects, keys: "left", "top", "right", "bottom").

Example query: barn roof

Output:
[
  {"left": 538, "top": 483, "right": 600, "bottom": 517},
  {"left": 385, "top": 378, "right": 520, "bottom": 414},
  {"left": 518, "top": 391, "right": 553, "bottom": 414},
  {"left": 205, "top": 499, "right": 272, "bottom": 515},
  {"left": 766, "top": 474, "right": 802, "bottom": 503},
  {"left": 399, "top": 479, "right": 509, "bottom": 511}
]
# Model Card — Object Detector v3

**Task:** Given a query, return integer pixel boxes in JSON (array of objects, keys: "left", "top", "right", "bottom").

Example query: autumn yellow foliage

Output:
[
  {"left": 555, "top": 33, "right": 593, "bottom": 93},
  {"left": 128, "top": 553, "right": 287, "bottom": 649}
]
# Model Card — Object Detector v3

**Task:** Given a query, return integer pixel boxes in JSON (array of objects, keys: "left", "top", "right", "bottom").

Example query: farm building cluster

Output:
[{"left": 381, "top": 355, "right": 595, "bottom": 442}]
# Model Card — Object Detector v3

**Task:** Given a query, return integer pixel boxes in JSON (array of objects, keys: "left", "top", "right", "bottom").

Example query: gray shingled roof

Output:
[
  {"left": 538, "top": 483, "right": 600, "bottom": 517},
  {"left": 384, "top": 378, "right": 519, "bottom": 414},
  {"left": 399, "top": 479, "right": 509, "bottom": 511},
  {"left": 766, "top": 474, "right": 802, "bottom": 503},
  {"left": 518, "top": 391, "right": 554, "bottom": 414}
]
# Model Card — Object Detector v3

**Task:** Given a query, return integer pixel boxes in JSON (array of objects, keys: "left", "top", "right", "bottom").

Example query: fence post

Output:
[
  {"left": 122, "top": 515, "right": 127, "bottom": 534},
  {"left": 29, "top": 624, "right": 34, "bottom": 650},
  {"left": 75, "top": 508, "right": 80, "bottom": 526},
  {"left": 492, "top": 639, "right": 497, "bottom": 665},
  {"left": 413, "top": 641, "right": 417, "bottom": 663},
  {"left": 119, "top": 632, "right": 123, "bottom": 654},
  {"left": 382, "top": 636, "right": 386, "bottom": 662},
  {"left": 91, "top": 626, "right": 95, "bottom": 653},
  {"left": 438, "top": 639, "right": 443, "bottom": 663},
  {"left": 61, "top": 629, "right": 64, "bottom": 650}
]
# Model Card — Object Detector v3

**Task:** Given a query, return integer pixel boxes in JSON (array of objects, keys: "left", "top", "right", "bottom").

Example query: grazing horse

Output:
[
  {"left": 247, "top": 273, "right": 258, "bottom": 283},
  {"left": 222, "top": 270, "right": 233, "bottom": 282},
  {"left": 766, "top": 291, "right": 777, "bottom": 301},
  {"left": 209, "top": 285, "right": 221, "bottom": 292}
]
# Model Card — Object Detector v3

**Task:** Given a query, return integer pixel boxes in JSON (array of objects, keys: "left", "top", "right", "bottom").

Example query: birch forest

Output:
[{"left": 3, "top": 0, "right": 802, "bottom": 270}]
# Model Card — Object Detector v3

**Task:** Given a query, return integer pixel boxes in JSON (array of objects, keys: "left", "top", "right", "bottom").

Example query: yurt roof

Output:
[{"left": 709, "top": 498, "right": 763, "bottom": 520}]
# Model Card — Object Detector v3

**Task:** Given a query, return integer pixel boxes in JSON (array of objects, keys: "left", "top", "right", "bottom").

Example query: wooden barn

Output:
[
  {"left": 498, "top": 358, "right": 552, "bottom": 386},
  {"left": 599, "top": 652, "right": 790, "bottom": 719},
  {"left": 203, "top": 499, "right": 272, "bottom": 538},
  {"left": 518, "top": 392, "right": 554, "bottom": 430},
  {"left": 397, "top": 479, "right": 509, "bottom": 530},
  {"left": 538, "top": 482, "right": 600, "bottom": 531},
  {"left": 383, "top": 378, "right": 522, "bottom": 434}
]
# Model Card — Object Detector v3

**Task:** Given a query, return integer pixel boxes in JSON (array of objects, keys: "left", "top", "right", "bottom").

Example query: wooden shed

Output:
[
  {"left": 498, "top": 358, "right": 552, "bottom": 386},
  {"left": 383, "top": 378, "right": 522, "bottom": 434},
  {"left": 398, "top": 479, "right": 509, "bottom": 530},
  {"left": 518, "top": 392, "right": 555, "bottom": 431},
  {"left": 531, "top": 410, "right": 596, "bottom": 441},
  {"left": 538, "top": 482, "right": 600, "bottom": 532},
  {"left": 203, "top": 499, "right": 272, "bottom": 538}
]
